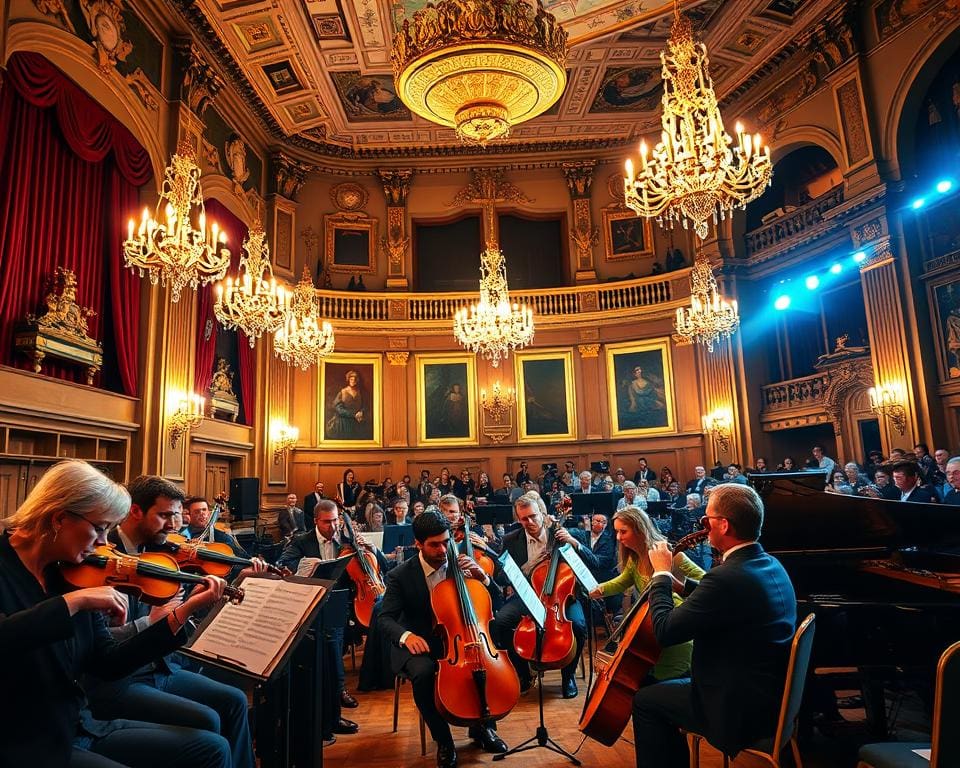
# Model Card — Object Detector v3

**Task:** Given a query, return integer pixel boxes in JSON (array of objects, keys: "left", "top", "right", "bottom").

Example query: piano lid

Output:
[{"left": 750, "top": 473, "right": 960, "bottom": 554}]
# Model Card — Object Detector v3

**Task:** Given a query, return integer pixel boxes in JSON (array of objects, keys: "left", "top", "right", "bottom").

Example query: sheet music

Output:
[
  {"left": 558, "top": 543, "right": 599, "bottom": 593},
  {"left": 295, "top": 557, "right": 321, "bottom": 577},
  {"left": 912, "top": 748, "right": 931, "bottom": 760},
  {"left": 497, "top": 551, "right": 547, "bottom": 629},
  {"left": 364, "top": 531, "right": 384, "bottom": 551},
  {"left": 189, "top": 578, "right": 326, "bottom": 678}
]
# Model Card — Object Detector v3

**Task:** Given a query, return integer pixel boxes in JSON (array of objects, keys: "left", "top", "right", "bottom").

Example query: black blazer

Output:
[
  {"left": 648, "top": 542, "right": 797, "bottom": 756},
  {"left": 303, "top": 492, "right": 324, "bottom": 520},
  {"left": 901, "top": 485, "right": 936, "bottom": 503},
  {"left": 944, "top": 488, "right": 960, "bottom": 505},
  {"left": 496, "top": 524, "right": 599, "bottom": 586},
  {"left": 583, "top": 530, "right": 617, "bottom": 581},
  {"left": 0, "top": 534, "right": 185, "bottom": 768}
]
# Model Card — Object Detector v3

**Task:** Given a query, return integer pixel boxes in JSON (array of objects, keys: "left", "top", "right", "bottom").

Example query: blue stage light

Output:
[
  {"left": 805, "top": 275, "right": 820, "bottom": 290},
  {"left": 829, "top": 263, "right": 843, "bottom": 275},
  {"left": 912, "top": 197, "right": 925, "bottom": 210},
  {"left": 774, "top": 294, "right": 791, "bottom": 311},
  {"left": 852, "top": 251, "right": 867, "bottom": 263},
  {"left": 937, "top": 180, "right": 953, "bottom": 194}
]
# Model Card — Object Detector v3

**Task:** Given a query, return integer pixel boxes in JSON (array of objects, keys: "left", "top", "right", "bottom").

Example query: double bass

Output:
[
  {"left": 339, "top": 510, "right": 385, "bottom": 628},
  {"left": 432, "top": 537, "right": 520, "bottom": 725},
  {"left": 578, "top": 529, "right": 709, "bottom": 745}
]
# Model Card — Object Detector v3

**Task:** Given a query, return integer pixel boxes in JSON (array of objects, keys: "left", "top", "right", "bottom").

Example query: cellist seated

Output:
[{"left": 378, "top": 511, "right": 508, "bottom": 768}]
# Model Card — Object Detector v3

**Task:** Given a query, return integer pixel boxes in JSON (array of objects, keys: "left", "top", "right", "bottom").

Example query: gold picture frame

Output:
[
  {"left": 605, "top": 338, "right": 675, "bottom": 437},
  {"left": 515, "top": 349, "right": 577, "bottom": 443},
  {"left": 602, "top": 208, "right": 655, "bottom": 261},
  {"left": 319, "top": 353, "right": 382, "bottom": 447},
  {"left": 324, "top": 213, "right": 377, "bottom": 274},
  {"left": 416, "top": 353, "right": 478, "bottom": 445}
]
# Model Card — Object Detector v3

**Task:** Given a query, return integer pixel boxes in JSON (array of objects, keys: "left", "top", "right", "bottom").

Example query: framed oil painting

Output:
[
  {"left": 929, "top": 275, "right": 960, "bottom": 381},
  {"left": 416, "top": 354, "right": 477, "bottom": 445},
  {"left": 319, "top": 353, "right": 382, "bottom": 447},
  {"left": 324, "top": 214, "right": 376, "bottom": 274},
  {"left": 605, "top": 338, "right": 675, "bottom": 437},
  {"left": 602, "top": 209, "right": 654, "bottom": 261},
  {"left": 515, "top": 350, "right": 576, "bottom": 442}
]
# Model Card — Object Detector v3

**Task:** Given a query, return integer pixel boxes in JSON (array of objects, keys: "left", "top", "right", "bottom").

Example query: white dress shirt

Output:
[
  {"left": 315, "top": 527, "right": 340, "bottom": 561},
  {"left": 522, "top": 527, "right": 549, "bottom": 576}
]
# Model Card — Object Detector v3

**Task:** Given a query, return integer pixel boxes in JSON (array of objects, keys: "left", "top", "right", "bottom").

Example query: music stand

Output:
[
  {"left": 571, "top": 492, "right": 614, "bottom": 520},
  {"left": 383, "top": 524, "right": 414, "bottom": 552},
  {"left": 474, "top": 504, "right": 515, "bottom": 527},
  {"left": 493, "top": 552, "right": 581, "bottom": 766}
]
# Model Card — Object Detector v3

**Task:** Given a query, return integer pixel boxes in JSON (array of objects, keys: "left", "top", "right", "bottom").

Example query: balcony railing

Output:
[
  {"left": 745, "top": 185, "right": 845, "bottom": 259},
  {"left": 760, "top": 372, "right": 830, "bottom": 413},
  {"left": 313, "top": 270, "right": 689, "bottom": 331}
]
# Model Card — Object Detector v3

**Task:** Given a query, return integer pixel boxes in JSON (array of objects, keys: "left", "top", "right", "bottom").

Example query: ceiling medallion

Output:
[{"left": 392, "top": 0, "right": 568, "bottom": 146}]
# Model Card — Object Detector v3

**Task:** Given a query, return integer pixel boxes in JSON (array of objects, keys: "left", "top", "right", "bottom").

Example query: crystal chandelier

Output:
[
  {"left": 273, "top": 267, "right": 335, "bottom": 371},
  {"left": 673, "top": 252, "right": 739, "bottom": 352},
  {"left": 124, "top": 142, "right": 231, "bottom": 302},
  {"left": 392, "top": 0, "right": 568, "bottom": 145},
  {"left": 213, "top": 222, "right": 286, "bottom": 347},
  {"left": 623, "top": 7, "right": 772, "bottom": 241},
  {"left": 453, "top": 235, "right": 534, "bottom": 367}
]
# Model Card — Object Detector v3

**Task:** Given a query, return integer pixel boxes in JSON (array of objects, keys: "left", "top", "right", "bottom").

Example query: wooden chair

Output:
[
  {"left": 688, "top": 613, "right": 816, "bottom": 768},
  {"left": 857, "top": 639, "right": 960, "bottom": 768},
  {"left": 392, "top": 673, "right": 426, "bottom": 756}
]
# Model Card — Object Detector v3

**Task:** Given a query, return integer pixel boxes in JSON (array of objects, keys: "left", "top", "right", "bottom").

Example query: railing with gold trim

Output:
[
  {"left": 313, "top": 270, "right": 689, "bottom": 331},
  {"left": 760, "top": 372, "right": 830, "bottom": 413},
  {"left": 745, "top": 185, "right": 845, "bottom": 259}
]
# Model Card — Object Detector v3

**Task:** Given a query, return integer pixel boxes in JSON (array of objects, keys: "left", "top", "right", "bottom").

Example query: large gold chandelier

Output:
[
  {"left": 124, "top": 143, "right": 231, "bottom": 302},
  {"left": 273, "top": 267, "right": 335, "bottom": 371},
  {"left": 674, "top": 252, "right": 739, "bottom": 351},
  {"left": 213, "top": 222, "right": 286, "bottom": 346},
  {"left": 453, "top": 218, "right": 534, "bottom": 367},
  {"left": 623, "top": 8, "right": 772, "bottom": 241},
  {"left": 392, "top": 0, "right": 568, "bottom": 145}
]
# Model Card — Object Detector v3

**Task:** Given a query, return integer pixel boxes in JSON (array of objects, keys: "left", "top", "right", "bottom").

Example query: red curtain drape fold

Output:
[{"left": 0, "top": 52, "right": 149, "bottom": 395}]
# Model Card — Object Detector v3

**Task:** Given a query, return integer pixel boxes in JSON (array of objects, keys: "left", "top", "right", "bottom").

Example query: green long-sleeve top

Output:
[{"left": 598, "top": 552, "right": 706, "bottom": 681}]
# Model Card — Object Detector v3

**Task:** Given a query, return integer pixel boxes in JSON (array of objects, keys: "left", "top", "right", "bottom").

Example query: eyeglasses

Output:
[
  {"left": 65, "top": 510, "right": 113, "bottom": 537},
  {"left": 699, "top": 514, "right": 730, "bottom": 530}
]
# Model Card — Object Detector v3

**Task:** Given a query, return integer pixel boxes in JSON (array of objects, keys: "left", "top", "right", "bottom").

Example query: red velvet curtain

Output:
[
  {"left": 0, "top": 52, "right": 150, "bottom": 394},
  {"left": 197, "top": 199, "right": 255, "bottom": 426}
]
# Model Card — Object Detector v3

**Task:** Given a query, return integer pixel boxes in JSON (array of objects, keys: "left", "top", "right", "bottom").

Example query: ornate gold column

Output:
[
  {"left": 696, "top": 338, "right": 742, "bottom": 467},
  {"left": 385, "top": 343, "right": 410, "bottom": 447},
  {"left": 859, "top": 236, "right": 919, "bottom": 449},
  {"left": 264, "top": 335, "right": 292, "bottom": 486},
  {"left": 267, "top": 151, "right": 310, "bottom": 282},
  {"left": 376, "top": 169, "right": 414, "bottom": 290},
  {"left": 578, "top": 341, "right": 603, "bottom": 439},
  {"left": 562, "top": 161, "right": 599, "bottom": 284}
]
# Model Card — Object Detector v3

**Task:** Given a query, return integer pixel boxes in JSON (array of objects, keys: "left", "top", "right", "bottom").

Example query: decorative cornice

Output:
[
  {"left": 269, "top": 151, "right": 310, "bottom": 201},
  {"left": 376, "top": 169, "right": 414, "bottom": 207},
  {"left": 578, "top": 343, "right": 600, "bottom": 358}
]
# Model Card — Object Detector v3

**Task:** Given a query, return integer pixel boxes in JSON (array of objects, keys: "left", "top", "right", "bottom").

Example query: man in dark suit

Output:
[
  {"left": 633, "top": 457, "right": 657, "bottom": 485},
  {"left": 303, "top": 480, "right": 327, "bottom": 520},
  {"left": 584, "top": 513, "right": 621, "bottom": 616},
  {"left": 278, "top": 492, "right": 307, "bottom": 538},
  {"left": 892, "top": 461, "right": 936, "bottom": 502},
  {"left": 632, "top": 483, "right": 797, "bottom": 768},
  {"left": 685, "top": 466, "right": 708, "bottom": 495},
  {"left": 943, "top": 457, "right": 960, "bottom": 505},
  {"left": 492, "top": 491, "right": 599, "bottom": 699},
  {"left": 378, "top": 511, "right": 507, "bottom": 768}
]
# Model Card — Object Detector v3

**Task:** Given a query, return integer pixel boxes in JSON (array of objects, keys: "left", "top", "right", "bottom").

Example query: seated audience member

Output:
[
  {"left": 860, "top": 467, "right": 900, "bottom": 500},
  {"left": 0, "top": 460, "right": 232, "bottom": 768},
  {"left": 686, "top": 466, "right": 708, "bottom": 495},
  {"left": 812, "top": 445, "right": 836, "bottom": 476},
  {"left": 278, "top": 492, "right": 307, "bottom": 539},
  {"left": 777, "top": 456, "right": 796, "bottom": 472},
  {"left": 411, "top": 500, "right": 426, "bottom": 518},
  {"left": 638, "top": 479, "right": 662, "bottom": 502},
  {"left": 378, "top": 511, "right": 507, "bottom": 767},
  {"left": 496, "top": 473, "right": 515, "bottom": 500},
  {"left": 863, "top": 450, "right": 885, "bottom": 481},
  {"left": 573, "top": 471, "right": 594, "bottom": 494},
  {"left": 634, "top": 457, "right": 657, "bottom": 485},
  {"left": 589, "top": 506, "right": 704, "bottom": 682},
  {"left": 666, "top": 481, "right": 685, "bottom": 508},
  {"left": 630, "top": 484, "right": 797, "bottom": 768},
  {"left": 618, "top": 481, "right": 646, "bottom": 511},
  {"left": 914, "top": 443, "right": 937, "bottom": 485},
  {"left": 363, "top": 504, "right": 386, "bottom": 533},
  {"left": 613, "top": 468, "right": 628, "bottom": 493},
  {"left": 514, "top": 461, "right": 531, "bottom": 487},
  {"left": 751, "top": 457, "right": 769, "bottom": 474},
  {"left": 842, "top": 462, "right": 870, "bottom": 494},
  {"left": 86, "top": 475, "right": 258, "bottom": 768},
  {"left": 172, "top": 508, "right": 191, "bottom": 538},
  {"left": 583, "top": 514, "right": 621, "bottom": 615},
  {"left": 933, "top": 448, "right": 950, "bottom": 489},
  {"left": 943, "top": 457, "right": 960, "bottom": 505},
  {"left": 825, "top": 469, "right": 853, "bottom": 495},
  {"left": 725, "top": 464, "right": 748, "bottom": 485},
  {"left": 391, "top": 499, "right": 412, "bottom": 525},
  {"left": 303, "top": 480, "right": 327, "bottom": 520},
  {"left": 474, "top": 471, "right": 494, "bottom": 503},
  {"left": 658, "top": 467, "right": 676, "bottom": 493},
  {"left": 892, "top": 461, "right": 935, "bottom": 503}
]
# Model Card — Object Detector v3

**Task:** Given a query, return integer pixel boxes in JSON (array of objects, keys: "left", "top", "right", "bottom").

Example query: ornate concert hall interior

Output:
[{"left": 2, "top": 0, "right": 960, "bottom": 765}]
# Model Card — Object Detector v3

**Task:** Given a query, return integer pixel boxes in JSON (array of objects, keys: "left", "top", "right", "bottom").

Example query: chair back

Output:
[
  {"left": 931, "top": 640, "right": 960, "bottom": 768},
  {"left": 769, "top": 613, "right": 816, "bottom": 756}
]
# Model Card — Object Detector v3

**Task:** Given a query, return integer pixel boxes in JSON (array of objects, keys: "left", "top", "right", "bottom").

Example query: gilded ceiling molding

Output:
[
  {"left": 269, "top": 152, "right": 310, "bottom": 202},
  {"left": 174, "top": 40, "right": 224, "bottom": 119},
  {"left": 450, "top": 168, "right": 532, "bottom": 210},
  {"left": 376, "top": 169, "right": 414, "bottom": 207},
  {"left": 79, "top": 0, "right": 133, "bottom": 73}
]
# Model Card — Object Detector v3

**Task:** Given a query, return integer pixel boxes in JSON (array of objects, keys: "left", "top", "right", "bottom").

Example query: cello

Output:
[
  {"left": 432, "top": 537, "right": 520, "bottom": 725},
  {"left": 578, "top": 528, "right": 709, "bottom": 745},
  {"left": 339, "top": 508, "right": 385, "bottom": 628},
  {"left": 457, "top": 514, "right": 496, "bottom": 579}
]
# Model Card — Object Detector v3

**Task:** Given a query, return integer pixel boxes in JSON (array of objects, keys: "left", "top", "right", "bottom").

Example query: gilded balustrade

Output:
[
  {"left": 760, "top": 372, "right": 830, "bottom": 413},
  {"left": 745, "top": 185, "right": 845, "bottom": 259},
  {"left": 310, "top": 270, "right": 687, "bottom": 333}
]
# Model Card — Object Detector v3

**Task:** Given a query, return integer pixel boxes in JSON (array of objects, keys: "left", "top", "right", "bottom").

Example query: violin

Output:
[
  {"left": 456, "top": 515, "right": 496, "bottom": 579},
  {"left": 339, "top": 510, "right": 385, "bottom": 628},
  {"left": 61, "top": 543, "right": 245, "bottom": 605},
  {"left": 513, "top": 525, "right": 578, "bottom": 670},
  {"left": 432, "top": 537, "right": 519, "bottom": 725},
  {"left": 579, "top": 528, "right": 709, "bottom": 745},
  {"left": 158, "top": 533, "right": 290, "bottom": 579}
]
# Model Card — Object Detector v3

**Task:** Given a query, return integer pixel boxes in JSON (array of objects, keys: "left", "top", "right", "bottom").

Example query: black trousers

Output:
[
  {"left": 631, "top": 678, "right": 702, "bottom": 768},
  {"left": 493, "top": 594, "right": 586, "bottom": 682}
]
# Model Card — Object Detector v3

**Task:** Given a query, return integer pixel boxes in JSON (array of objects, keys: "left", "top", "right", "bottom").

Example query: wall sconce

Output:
[
  {"left": 702, "top": 408, "right": 733, "bottom": 452},
  {"left": 271, "top": 422, "right": 299, "bottom": 464},
  {"left": 868, "top": 383, "right": 906, "bottom": 435},
  {"left": 480, "top": 381, "right": 516, "bottom": 424},
  {"left": 168, "top": 391, "right": 205, "bottom": 449}
]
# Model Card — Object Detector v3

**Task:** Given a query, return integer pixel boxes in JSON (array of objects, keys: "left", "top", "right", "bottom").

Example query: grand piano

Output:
[{"left": 751, "top": 472, "right": 960, "bottom": 737}]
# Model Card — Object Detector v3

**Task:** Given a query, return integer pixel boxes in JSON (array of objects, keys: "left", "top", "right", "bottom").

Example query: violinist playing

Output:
[
  {"left": 85, "top": 475, "right": 261, "bottom": 768},
  {"left": 0, "top": 460, "right": 232, "bottom": 768},
  {"left": 378, "top": 510, "right": 508, "bottom": 768},
  {"left": 492, "top": 491, "right": 599, "bottom": 699},
  {"left": 630, "top": 484, "right": 796, "bottom": 768},
  {"left": 587, "top": 506, "right": 704, "bottom": 682}
]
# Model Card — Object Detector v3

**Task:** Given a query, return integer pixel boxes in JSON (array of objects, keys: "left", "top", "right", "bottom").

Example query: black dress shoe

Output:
[
  {"left": 332, "top": 717, "right": 359, "bottom": 734},
  {"left": 468, "top": 725, "right": 508, "bottom": 754},
  {"left": 518, "top": 676, "right": 533, "bottom": 695},
  {"left": 437, "top": 742, "right": 458, "bottom": 768},
  {"left": 341, "top": 690, "right": 359, "bottom": 708},
  {"left": 561, "top": 676, "right": 579, "bottom": 699}
]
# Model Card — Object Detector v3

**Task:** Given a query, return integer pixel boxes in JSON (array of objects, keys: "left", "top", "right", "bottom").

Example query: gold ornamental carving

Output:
[
  {"left": 125, "top": 69, "right": 159, "bottom": 111},
  {"left": 209, "top": 357, "right": 240, "bottom": 422},
  {"left": 175, "top": 41, "right": 224, "bottom": 118},
  {"left": 451, "top": 168, "right": 532, "bottom": 209},
  {"left": 32, "top": 0, "right": 70, "bottom": 26},
  {"left": 28, "top": 268, "right": 97, "bottom": 339},
  {"left": 570, "top": 198, "right": 598, "bottom": 270},
  {"left": 561, "top": 161, "right": 596, "bottom": 199},
  {"left": 386, "top": 351, "right": 410, "bottom": 366},
  {"left": 80, "top": 0, "right": 133, "bottom": 73},
  {"left": 578, "top": 343, "right": 600, "bottom": 358},
  {"left": 330, "top": 182, "right": 369, "bottom": 212},
  {"left": 376, "top": 169, "right": 414, "bottom": 207},
  {"left": 382, "top": 208, "right": 409, "bottom": 276},
  {"left": 271, "top": 152, "right": 310, "bottom": 201},
  {"left": 853, "top": 219, "right": 884, "bottom": 247}
]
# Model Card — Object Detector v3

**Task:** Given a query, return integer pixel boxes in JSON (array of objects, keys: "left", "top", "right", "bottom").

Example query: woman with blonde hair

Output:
[
  {"left": 588, "top": 505, "right": 705, "bottom": 682},
  {"left": 0, "top": 459, "right": 230, "bottom": 767}
]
